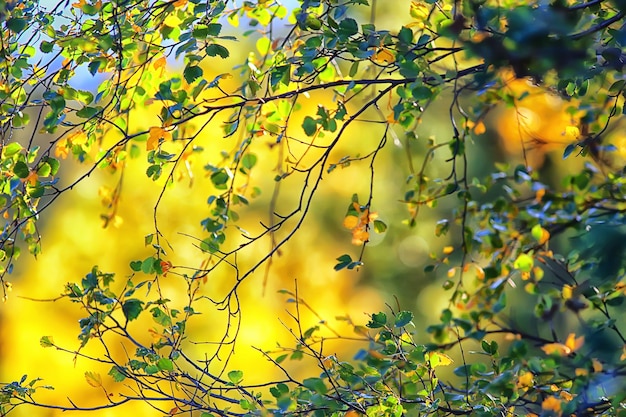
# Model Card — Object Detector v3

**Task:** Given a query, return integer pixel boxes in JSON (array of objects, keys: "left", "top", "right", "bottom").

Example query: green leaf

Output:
[
  {"left": 40, "top": 41, "right": 54, "bottom": 53},
  {"left": 145, "top": 365, "right": 159, "bottom": 375},
  {"left": 108, "top": 366, "right": 126, "bottom": 382},
  {"left": 531, "top": 224, "right": 543, "bottom": 242},
  {"left": 412, "top": 86, "right": 432, "bottom": 100},
  {"left": 241, "top": 153, "right": 257, "bottom": 171},
  {"left": 193, "top": 23, "right": 221, "bottom": 39},
  {"left": 157, "top": 357, "right": 174, "bottom": 372},
  {"left": 151, "top": 307, "right": 172, "bottom": 327},
  {"left": 122, "top": 299, "right": 144, "bottom": 321},
  {"left": 76, "top": 106, "right": 99, "bottom": 118},
  {"left": 563, "top": 144, "right": 576, "bottom": 159},
  {"left": 141, "top": 257, "right": 156, "bottom": 274},
  {"left": 3, "top": 142, "right": 22, "bottom": 157},
  {"left": 302, "top": 116, "right": 317, "bottom": 136},
  {"left": 206, "top": 23, "right": 222, "bottom": 36},
  {"left": 206, "top": 43, "right": 229, "bottom": 58},
  {"left": 183, "top": 65, "right": 203, "bottom": 84},
  {"left": 40, "top": 336, "right": 54, "bottom": 347},
  {"left": 12, "top": 112, "right": 30, "bottom": 127},
  {"left": 513, "top": 253, "right": 533, "bottom": 272},
  {"left": 398, "top": 26, "right": 413, "bottom": 44},
  {"left": 130, "top": 260, "right": 142, "bottom": 272},
  {"left": 338, "top": 18, "right": 358, "bottom": 37},
  {"left": 37, "top": 163, "right": 52, "bottom": 177},
  {"left": 210, "top": 169, "right": 231, "bottom": 189},
  {"left": 373, "top": 219, "right": 387, "bottom": 233},
  {"left": 334, "top": 254, "right": 352, "bottom": 271},
  {"left": 394, "top": 311, "right": 414, "bottom": 327},
  {"left": 302, "top": 377, "right": 327, "bottom": 394},
  {"left": 13, "top": 161, "right": 29, "bottom": 178},
  {"left": 44, "top": 157, "right": 60, "bottom": 175},
  {"left": 6, "top": 18, "right": 27, "bottom": 33},
  {"left": 367, "top": 312, "right": 387, "bottom": 328},
  {"left": 228, "top": 370, "right": 243, "bottom": 384}
]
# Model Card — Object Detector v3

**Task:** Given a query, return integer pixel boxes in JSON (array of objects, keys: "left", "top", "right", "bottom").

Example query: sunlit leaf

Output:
[
  {"left": 228, "top": 370, "right": 243, "bottom": 384},
  {"left": 85, "top": 371, "right": 102, "bottom": 388}
]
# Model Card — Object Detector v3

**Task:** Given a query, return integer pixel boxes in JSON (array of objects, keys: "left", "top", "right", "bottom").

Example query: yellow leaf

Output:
[
  {"left": 67, "top": 129, "right": 88, "bottom": 146},
  {"left": 442, "top": 246, "right": 454, "bottom": 255},
  {"left": 343, "top": 215, "right": 359, "bottom": 229},
  {"left": 541, "top": 342, "right": 571, "bottom": 356},
  {"left": 562, "top": 284, "right": 573, "bottom": 300},
  {"left": 410, "top": 1, "right": 429, "bottom": 21},
  {"left": 447, "top": 267, "right": 456, "bottom": 278},
  {"left": 565, "top": 125, "right": 580, "bottom": 138},
  {"left": 426, "top": 351, "right": 453, "bottom": 368},
  {"left": 164, "top": 13, "right": 182, "bottom": 27},
  {"left": 575, "top": 368, "right": 588, "bottom": 376},
  {"left": 517, "top": 371, "right": 534, "bottom": 388},
  {"left": 621, "top": 345, "right": 626, "bottom": 361},
  {"left": 85, "top": 371, "right": 102, "bottom": 388}
]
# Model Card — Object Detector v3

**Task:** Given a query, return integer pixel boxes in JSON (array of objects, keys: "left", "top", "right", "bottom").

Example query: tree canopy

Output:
[{"left": 2, "top": 0, "right": 626, "bottom": 416}]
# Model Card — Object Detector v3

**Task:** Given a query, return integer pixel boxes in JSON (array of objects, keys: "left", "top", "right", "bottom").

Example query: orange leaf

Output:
[
  {"left": 24, "top": 170, "right": 38, "bottom": 186},
  {"left": 541, "top": 396, "right": 561, "bottom": 413},
  {"left": 473, "top": 120, "right": 486, "bottom": 135},
  {"left": 351, "top": 229, "right": 369, "bottom": 245},
  {"left": 160, "top": 260, "right": 172, "bottom": 275},
  {"left": 372, "top": 48, "right": 395, "bottom": 64},
  {"left": 592, "top": 358, "right": 603, "bottom": 373},
  {"left": 565, "top": 333, "right": 584, "bottom": 353},
  {"left": 535, "top": 188, "right": 546, "bottom": 202},
  {"left": 153, "top": 56, "right": 167, "bottom": 76},
  {"left": 475, "top": 265, "right": 485, "bottom": 280},
  {"left": 147, "top": 127, "right": 172, "bottom": 151}
]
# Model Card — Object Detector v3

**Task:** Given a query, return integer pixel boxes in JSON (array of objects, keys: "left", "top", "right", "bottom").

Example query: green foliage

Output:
[{"left": 2, "top": 0, "right": 626, "bottom": 416}]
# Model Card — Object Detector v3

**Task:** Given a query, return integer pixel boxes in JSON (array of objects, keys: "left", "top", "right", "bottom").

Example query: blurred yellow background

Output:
[{"left": 1, "top": 2, "right": 608, "bottom": 416}]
